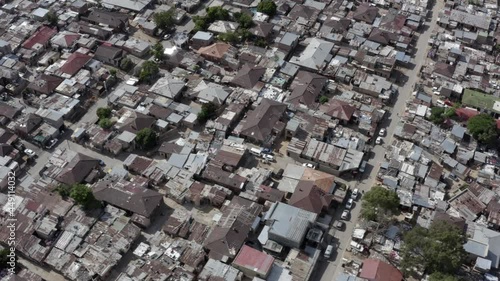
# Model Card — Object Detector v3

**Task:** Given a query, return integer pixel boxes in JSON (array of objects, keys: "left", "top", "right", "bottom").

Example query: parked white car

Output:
[
  {"left": 302, "top": 163, "right": 316, "bottom": 169},
  {"left": 346, "top": 198, "right": 354, "bottom": 209},
  {"left": 351, "top": 188, "right": 359, "bottom": 200},
  {"left": 379, "top": 128, "right": 386, "bottom": 136},
  {"left": 341, "top": 210, "right": 350, "bottom": 220},
  {"left": 24, "top": 149, "right": 36, "bottom": 158},
  {"left": 375, "top": 137, "right": 383, "bottom": 145}
]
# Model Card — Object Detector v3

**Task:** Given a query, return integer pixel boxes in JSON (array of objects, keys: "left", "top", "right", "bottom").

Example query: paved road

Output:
[{"left": 314, "top": 1, "right": 444, "bottom": 280}]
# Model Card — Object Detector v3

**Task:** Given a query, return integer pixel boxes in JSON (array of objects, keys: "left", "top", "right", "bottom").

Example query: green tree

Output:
[
  {"left": 467, "top": 113, "right": 498, "bottom": 144},
  {"left": 219, "top": 32, "right": 240, "bottom": 44},
  {"left": 193, "top": 15, "right": 209, "bottom": 32},
  {"left": 429, "top": 107, "right": 445, "bottom": 124},
  {"left": 234, "top": 12, "right": 254, "bottom": 29},
  {"left": 109, "top": 69, "right": 117, "bottom": 78},
  {"left": 197, "top": 102, "right": 219, "bottom": 123},
  {"left": 135, "top": 128, "right": 157, "bottom": 149},
  {"left": 153, "top": 10, "right": 176, "bottom": 31},
  {"left": 257, "top": 0, "right": 277, "bottom": 16},
  {"left": 139, "top": 61, "right": 159, "bottom": 84},
  {"left": 360, "top": 186, "right": 400, "bottom": 221},
  {"left": 96, "top": 107, "right": 112, "bottom": 119},
  {"left": 429, "top": 272, "right": 459, "bottom": 281},
  {"left": 70, "top": 184, "right": 98, "bottom": 209},
  {"left": 47, "top": 12, "right": 58, "bottom": 26},
  {"left": 206, "top": 6, "right": 230, "bottom": 22},
  {"left": 401, "top": 222, "right": 466, "bottom": 276},
  {"left": 55, "top": 184, "right": 72, "bottom": 198},
  {"left": 255, "top": 38, "right": 268, "bottom": 47},
  {"left": 0, "top": 249, "right": 9, "bottom": 269},
  {"left": 98, "top": 118, "right": 114, "bottom": 129},
  {"left": 152, "top": 42, "right": 164, "bottom": 61},
  {"left": 319, "top": 96, "right": 329, "bottom": 104},
  {"left": 120, "top": 58, "right": 134, "bottom": 72}
]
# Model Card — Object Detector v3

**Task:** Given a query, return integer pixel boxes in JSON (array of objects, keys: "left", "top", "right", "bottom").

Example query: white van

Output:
[
  {"left": 249, "top": 148, "right": 262, "bottom": 157},
  {"left": 324, "top": 245, "right": 334, "bottom": 258}
]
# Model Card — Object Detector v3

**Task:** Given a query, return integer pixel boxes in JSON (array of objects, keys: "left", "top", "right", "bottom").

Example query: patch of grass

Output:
[{"left": 462, "top": 89, "right": 500, "bottom": 112}]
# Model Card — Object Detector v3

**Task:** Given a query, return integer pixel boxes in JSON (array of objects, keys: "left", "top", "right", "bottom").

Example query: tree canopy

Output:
[
  {"left": 234, "top": 12, "right": 254, "bottom": 29},
  {"left": 401, "top": 222, "right": 466, "bottom": 276},
  {"left": 467, "top": 113, "right": 498, "bottom": 144},
  {"left": 194, "top": 7, "right": 230, "bottom": 31},
  {"left": 120, "top": 57, "right": 134, "bottom": 72},
  {"left": 153, "top": 10, "right": 176, "bottom": 31},
  {"left": 257, "top": 0, "right": 277, "bottom": 16},
  {"left": 319, "top": 96, "right": 329, "bottom": 104},
  {"left": 197, "top": 102, "right": 219, "bottom": 123},
  {"left": 360, "top": 185, "right": 400, "bottom": 221},
  {"left": 219, "top": 32, "right": 239, "bottom": 44},
  {"left": 152, "top": 42, "right": 164, "bottom": 61},
  {"left": 429, "top": 272, "right": 459, "bottom": 281},
  {"left": 47, "top": 12, "right": 58, "bottom": 26},
  {"left": 97, "top": 107, "right": 112, "bottom": 119},
  {"left": 135, "top": 128, "right": 157, "bottom": 149},
  {"left": 139, "top": 61, "right": 159, "bottom": 84},
  {"left": 70, "top": 184, "right": 99, "bottom": 209},
  {"left": 98, "top": 118, "right": 114, "bottom": 129}
]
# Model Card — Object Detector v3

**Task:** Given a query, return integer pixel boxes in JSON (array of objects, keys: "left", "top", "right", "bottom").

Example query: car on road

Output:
[
  {"left": 375, "top": 136, "right": 383, "bottom": 145},
  {"left": 24, "top": 149, "right": 36, "bottom": 158},
  {"left": 346, "top": 198, "right": 354, "bottom": 209},
  {"left": 263, "top": 154, "right": 274, "bottom": 162},
  {"left": 351, "top": 188, "right": 359, "bottom": 200},
  {"left": 302, "top": 163, "right": 316, "bottom": 169},
  {"left": 359, "top": 160, "right": 367, "bottom": 173},
  {"left": 45, "top": 138, "right": 58, "bottom": 149},
  {"left": 324, "top": 244, "right": 334, "bottom": 259},
  {"left": 341, "top": 210, "right": 350, "bottom": 220},
  {"left": 333, "top": 220, "right": 344, "bottom": 230},
  {"left": 379, "top": 128, "right": 386, "bottom": 136},
  {"left": 262, "top": 148, "right": 272, "bottom": 154},
  {"left": 163, "top": 34, "right": 171, "bottom": 40},
  {"left": 99, "top": 160, "right": 106, "bottom": 166}
]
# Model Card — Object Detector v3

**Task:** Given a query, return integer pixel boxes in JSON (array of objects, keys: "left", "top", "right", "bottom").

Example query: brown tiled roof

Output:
[
  {"left": 27, "top": 74, "right": 64, "bottom": 95},
  {"left": 22, "top": 26, "right": 57, "bottom": 49},
  {"left": 353, "top": 3, "right": 379, "bottom": 24},
  {"left": 238, "top": 98, "right": 286, "bottom": 142},
  {"left": 433, "top": 62, "right": 455, "bottom": 78},
  {"left": 320, "top": 99, "right": 356, "bottom": 121},
  {"left": 197, "top": 43, "right": 231, "bottom": 59},
  {"left": 0, "top": 103, "right": 21, "bottom": 120},
  {"left": 368, "top": 28, "right": 397, "bottom": 45},
  {"left": 288, "top": 181, "right": 333, "bottom": 214},
  {"left": 0, "top": 144, "right": 13, "bottom": 157},
  {"left": 360, "top": 258, "right": 403, "bottom": 281},
  {"left": 288, "top": 5, "right": 319, "bottom": 21},
  {"left": 123, "top": 112, "right": 156, "bottom": 133},
  {"left": 56, "top": 153, "right": 99, "bottom": 185},
  {"left": 60, "top": 52, "right": 92, "bottom": 76},
  {"left": 249, "top": 22, "right": 274, "bottom": 38},
  {"left": 231, "top": 64, "right": 266, "bottom": 89},
  {"left": 93, "top": 179, "right": 163, "bottom": 217},
  {"left": 94, "top": 44, "right": 122, "bottom": 59},
  {"left": 204, "top": 196, "right": 262, "bottom": 259},
  {"left": 148, "top": 104, "right": 173, "bottom": 120},
  {"left": 86, "top": 9, "right": 128, "bottom": 28},
  {"left": 287, "top": 71, "right": 327, "bottom": 108}
]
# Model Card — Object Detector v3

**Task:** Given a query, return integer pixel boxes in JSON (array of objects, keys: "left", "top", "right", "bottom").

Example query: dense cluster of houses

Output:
[{"left": 1, "top": 0, "right": 500, "bottom": 280}]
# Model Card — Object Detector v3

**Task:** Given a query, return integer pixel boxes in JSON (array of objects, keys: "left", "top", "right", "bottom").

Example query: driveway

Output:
[{"left": 314, "top": 1, "right": 445, "bottom": 280}]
